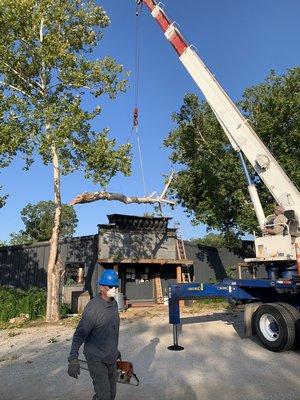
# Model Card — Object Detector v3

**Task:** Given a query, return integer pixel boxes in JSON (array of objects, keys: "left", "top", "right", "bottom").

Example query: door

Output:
[{"left": 124, "top": 265, "right": 154, "bottom": 301}]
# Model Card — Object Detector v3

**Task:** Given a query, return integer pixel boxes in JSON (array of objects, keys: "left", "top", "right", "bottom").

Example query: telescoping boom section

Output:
[{"left": 140, "top": 0, "right": 300, "bottom": 228}]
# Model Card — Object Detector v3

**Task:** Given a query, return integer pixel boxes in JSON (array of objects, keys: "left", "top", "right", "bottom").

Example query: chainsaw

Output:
[{"left": 78, "top": 359, "right": 140, "bottom": 386}]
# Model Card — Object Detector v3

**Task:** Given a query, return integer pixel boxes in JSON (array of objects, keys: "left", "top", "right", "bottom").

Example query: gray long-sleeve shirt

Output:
[{"left": 69, "top": 296, "right": 120, "bottom": 364}]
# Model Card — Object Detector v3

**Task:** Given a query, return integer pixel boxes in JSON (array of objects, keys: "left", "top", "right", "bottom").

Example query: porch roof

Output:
[{"left": 97, "top": 258, "right": 193, "bottom": 266}]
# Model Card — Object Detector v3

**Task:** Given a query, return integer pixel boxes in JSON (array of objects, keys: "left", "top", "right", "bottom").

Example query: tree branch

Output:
[
  {"left": 160, "top": 170, "right": 175, "bottom": 198},
  {"left": 69, "top": 191, "right": 175, "bottom": 206},
  {"left": 39, "top": 17, "right": 47, "bottom": 94},
  {"left": 70, "top": 173, "right": 176, "bottom": 207},
  {"left": 2, "top": 62, "right": 43, "bottom": 94},
  {"left": 195, "top": 126, "right": 223, "bottom": 163},
  {"left": 49, "top": 82, "right": 92, "bottom": 92},
  {"left": 0, "top": 80, "right": 32, "bottom": 98}
]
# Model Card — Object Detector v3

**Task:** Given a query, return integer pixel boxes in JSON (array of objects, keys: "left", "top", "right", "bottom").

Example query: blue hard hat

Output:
[{"left": 98, "top": 269, "right": 119, "bottom": 287}]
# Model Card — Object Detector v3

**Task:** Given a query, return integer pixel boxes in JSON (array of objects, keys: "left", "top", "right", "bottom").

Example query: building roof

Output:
[
  {"left": 98, "top": 214, "right": 173, "bottom": 232},
  {"left": 98, "top": 258, "right": 193, "bottom": 265}
]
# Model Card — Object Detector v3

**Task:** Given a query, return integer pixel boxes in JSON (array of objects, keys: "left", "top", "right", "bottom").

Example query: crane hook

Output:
[{"left": 135, "top": 0, "right": 143, "bottom": 16}]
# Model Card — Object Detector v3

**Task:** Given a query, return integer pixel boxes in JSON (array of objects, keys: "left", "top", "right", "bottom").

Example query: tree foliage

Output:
[
  {"left": 10, "top": 200, "right": 78, "bottom": 244},
  {"left": 165, "top": 68, "right": 300, "bottom": 237},
  {"left": 9, "top": 232, "right": 33, "bottom": 246},
  {"left": 191, "top": 233, "right": 232, "bottom": 248},
  {"left": 0, "top": 0, "right": 132, "bottom": 321},
  {"left": 0, "top": 0, "right": 131, "bottom": 185},
  {"left": 0, "top": 186, "right": 8, "bottom": 208}
]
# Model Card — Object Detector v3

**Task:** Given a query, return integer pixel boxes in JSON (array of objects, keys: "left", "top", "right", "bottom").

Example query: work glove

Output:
[
  {"left": 117, "top": 350, "right": 122, "bottom": 361},
  {"left": 68, "top": 358, "right": 80, "bottom": 379}
]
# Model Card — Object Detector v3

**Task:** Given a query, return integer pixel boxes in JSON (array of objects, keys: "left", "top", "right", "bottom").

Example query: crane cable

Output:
[{"left": 131, "top": 1, "right": 147, "bottom": 196}]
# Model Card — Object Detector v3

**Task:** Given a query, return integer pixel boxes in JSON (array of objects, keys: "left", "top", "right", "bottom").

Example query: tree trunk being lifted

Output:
[
  {"left": 70, "top": 191, "right": 175, "bottom": 206},
  {"left": 70, "top": 172, "right": 176, "bottom": 207}
]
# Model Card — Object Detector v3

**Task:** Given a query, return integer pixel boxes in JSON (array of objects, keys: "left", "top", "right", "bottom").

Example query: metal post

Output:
[
  {"left": 167, "top": 324, "right": 184, "bottom": 351},
  {"left": 237, "top": 151, "right": 266, "bottom": 229}
]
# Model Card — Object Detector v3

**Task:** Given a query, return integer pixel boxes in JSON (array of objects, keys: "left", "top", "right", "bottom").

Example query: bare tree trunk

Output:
[
  {"left": 39, "top": 19, "right": 64, "bottom": 322},
  {"left": 46, "top": 144, "right": 63, "bottom": 322}
]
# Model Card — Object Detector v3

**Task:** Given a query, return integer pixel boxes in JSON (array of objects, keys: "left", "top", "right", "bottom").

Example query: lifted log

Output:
[
  {"left": 70, "top": 172, "right": 176, "bottom": 208},
  {"left": 70, "top": 191, "right": 174, "bottom": 206}
]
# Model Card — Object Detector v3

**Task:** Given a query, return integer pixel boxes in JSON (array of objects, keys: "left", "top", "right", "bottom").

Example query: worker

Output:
[
  {"left": 262, "top": 205, "right": 288, "bottom": 235},
  {"left": 68, "top": 269, "right": 121, "bottom": 400}
]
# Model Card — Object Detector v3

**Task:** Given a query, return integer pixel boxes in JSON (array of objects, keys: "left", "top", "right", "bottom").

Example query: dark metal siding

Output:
[
  {"left": 0, "top": 235, "right": 98, "bottom": 291},
  {"left": 0, "top": 235, "right": 266, "bottom": 295},
  {"left": 185, "top": 241, "right": 267, "bottom": 282}
]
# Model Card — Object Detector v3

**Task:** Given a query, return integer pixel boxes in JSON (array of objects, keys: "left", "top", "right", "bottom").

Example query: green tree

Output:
[
  {"left": 10, "top": 200, "right": 78, "bottom": 244},
  {"left": 165, "top": 68, "right": 300, "bottom": 238},
  {"left": 191, "top": 232, "right": 242, "bottom": 252},
  {"left": 191, "top": 234, "right": 229, "bottom": 248},
  {"left": 9, "top": 232, "right": 33, "bottom": 246},
  {"left": 0, "top": 0, "right": 131, "bottom": 321}
]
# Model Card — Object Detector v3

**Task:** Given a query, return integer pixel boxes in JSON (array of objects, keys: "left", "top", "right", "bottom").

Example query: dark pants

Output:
[{"left": 87, "top": 360, "right": 117, "bottom": 400}]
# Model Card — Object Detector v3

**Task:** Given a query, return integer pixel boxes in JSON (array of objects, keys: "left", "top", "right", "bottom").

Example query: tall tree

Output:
[
  {"left": 0, "top": 0, "right": 131, "bottom": 321},
  {"left": 165, "top": 68, "right": 300, "bottom": 238},
  {"left": 10, "top": 200, "right": 78, "bottom": 244}
]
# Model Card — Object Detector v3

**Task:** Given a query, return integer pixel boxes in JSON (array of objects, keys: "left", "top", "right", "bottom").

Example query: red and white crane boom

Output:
[{"left": 139, "top": 0, "right": 300, "bottom": 234}]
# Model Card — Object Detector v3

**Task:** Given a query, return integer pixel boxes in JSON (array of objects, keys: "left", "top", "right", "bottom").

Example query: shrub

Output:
[
  {"left": 0, "top": 287, "right": 46, "bottom": 322},
  {"left": 60, "top": 302, "right": 72, "bottom": 318},
  {"left": 0, "top": 286, "right": 70, "bottom": 322},
  {"left": 226, "top": 266, "right": 236, "bottom": 279}
]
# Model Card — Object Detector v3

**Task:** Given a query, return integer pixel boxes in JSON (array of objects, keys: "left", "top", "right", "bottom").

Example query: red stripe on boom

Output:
[
  {"left": 143, "top": 0, "right": 157, "bottom": 12},
  {"left": 169, "top": 31, "right": 188, "bottom": 56},
  {"left": 143, "top": 0, "right": 188, "bottom": 56},
  {"left": 155, "top": 9, "right": 172, "bottom": 32}
]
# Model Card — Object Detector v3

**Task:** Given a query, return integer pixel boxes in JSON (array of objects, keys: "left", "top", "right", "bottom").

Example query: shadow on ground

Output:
[{"left": 0, "top": 313, "right": 300, "bottom": 400}]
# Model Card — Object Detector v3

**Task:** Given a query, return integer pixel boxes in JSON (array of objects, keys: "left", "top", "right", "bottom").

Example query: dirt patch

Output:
[{"left": 1, "top": 307, "right": 300, "bottom": 400}]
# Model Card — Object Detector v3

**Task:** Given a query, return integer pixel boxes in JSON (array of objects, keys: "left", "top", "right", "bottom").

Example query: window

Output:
[
  {"left": 64, "top": 263, "right": 86, "bottom": 286},
  {"left": 125, "top": 267, "right": 135, "bottom": 282}
]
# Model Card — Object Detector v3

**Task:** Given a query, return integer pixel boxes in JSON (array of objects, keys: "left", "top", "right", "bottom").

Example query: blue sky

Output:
[{"left": 0, "top": 0, "right": 299, "bottom": 242}]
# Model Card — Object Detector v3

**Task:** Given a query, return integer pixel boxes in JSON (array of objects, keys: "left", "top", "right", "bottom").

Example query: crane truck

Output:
[{"left": 137, "top": 0, "right": 300, "bottom": 352}]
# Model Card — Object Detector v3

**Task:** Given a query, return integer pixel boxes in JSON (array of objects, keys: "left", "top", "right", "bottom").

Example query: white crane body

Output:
[{"left": 140, "top": 0, "right": 300, "bottom": 262}]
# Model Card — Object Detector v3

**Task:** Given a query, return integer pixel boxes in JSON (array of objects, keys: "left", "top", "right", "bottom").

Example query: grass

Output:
[
  {"left": 0, "top": 299, "right": 230, "bottom": 331},
  {"left": 0, "top": 287, "right": 47, "bottom": 322},
  {"left": 182, "top": 299, "right": 228, "bottom": 314},
  {"left": 7, "top": 331, "right": 22, "bottom": 337},
  {"left": 0, "top": 286, "right": 72, "bottom": 326}
]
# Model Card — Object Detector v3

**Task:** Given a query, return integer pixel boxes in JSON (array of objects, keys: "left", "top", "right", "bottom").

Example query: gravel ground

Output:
[{"left": 0, "top": 309, "right": 300, "bottom": 400}]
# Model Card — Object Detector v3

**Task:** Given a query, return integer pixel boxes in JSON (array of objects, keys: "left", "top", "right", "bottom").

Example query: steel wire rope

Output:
[{"left": 128, "top": 2, "right": 147, "bottom": 196}]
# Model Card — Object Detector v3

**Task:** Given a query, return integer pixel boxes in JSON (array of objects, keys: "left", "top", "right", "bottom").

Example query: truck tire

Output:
[
  {"left": 253, "top": 303, "right": 295, "bottom": 352},
  {"left": 276, "top": 302, "right": 300, "bottom": 349}
]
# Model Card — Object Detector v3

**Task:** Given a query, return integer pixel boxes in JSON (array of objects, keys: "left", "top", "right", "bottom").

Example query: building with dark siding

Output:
[{"left": 0, "top": 214, "right": 258, "bottom": 311}]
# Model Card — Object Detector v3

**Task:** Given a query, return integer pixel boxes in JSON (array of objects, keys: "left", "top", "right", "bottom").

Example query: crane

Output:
[
  {"left": 137, "top": 0, "right": 300, "bottom": 352},
  {"left": 137, "top": 0, "right": 300, "bottom": 264}
]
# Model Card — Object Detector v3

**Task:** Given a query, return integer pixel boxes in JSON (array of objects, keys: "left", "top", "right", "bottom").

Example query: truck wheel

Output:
[
  {"left": 254, "top": 303, "right": 295, "bottom": 352},
  {"left": 276, "top": 302, "right": 300, "bottom": 349}
]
